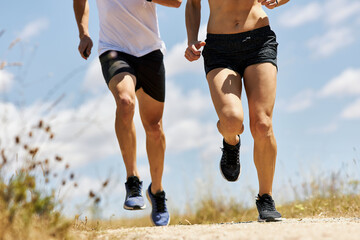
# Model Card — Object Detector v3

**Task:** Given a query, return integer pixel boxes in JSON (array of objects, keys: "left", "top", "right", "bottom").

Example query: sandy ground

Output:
[{"left": 76, "top": 218, "right": 360, "bottom": 240}]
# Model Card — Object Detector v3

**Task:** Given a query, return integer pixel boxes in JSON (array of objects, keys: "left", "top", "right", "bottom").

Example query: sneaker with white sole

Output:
[
  {"left": 256, "top": 194, "right": 282, "bottom": 222},
  {"left": 146, "top": 184, "right": 170, "bottom": 226},
  {"left": 220, "top": 137, "right": 241, "bottom": 182},
  {"left": 123, "top": 176, "right": 146, "bottom": 210}
]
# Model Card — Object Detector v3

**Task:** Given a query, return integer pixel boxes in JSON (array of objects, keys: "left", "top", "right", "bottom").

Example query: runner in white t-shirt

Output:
[{"left": 73, "top": 0, "right": 182, "bottom": 226}]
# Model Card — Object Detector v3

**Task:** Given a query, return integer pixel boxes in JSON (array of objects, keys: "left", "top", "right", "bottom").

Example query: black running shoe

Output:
[
  {"left": 256, "top": 194, "right": 282, "bottom": 222},
  {"left": 220, "top": 137, "right": 241, "bottom": 182},
  {"left": 124, "top": 176, "right": 146, "bottom": 210}
]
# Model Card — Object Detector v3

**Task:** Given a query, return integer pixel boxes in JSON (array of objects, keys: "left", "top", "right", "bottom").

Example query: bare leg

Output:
[
  {"left": 136, "top": 89, "right": 165, "bottom": 194},
  {"left": 206, "top": 68, "right": 244, "bottom": 145},
  {"left": 243, "top": 63, "right": 277, "bottom": 196},
  {"left": 108, "top": 72, "right": 139, "bottom": 179}
]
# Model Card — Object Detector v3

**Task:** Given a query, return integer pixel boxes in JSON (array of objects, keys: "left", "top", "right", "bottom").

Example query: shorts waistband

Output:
[{"left": 206, "top": 25, "right": 272, "bottom": 40}]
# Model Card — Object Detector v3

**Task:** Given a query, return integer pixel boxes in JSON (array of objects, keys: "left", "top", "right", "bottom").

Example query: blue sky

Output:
[{"left": 1, "top": 0, "right": 360, "bottom": 219}]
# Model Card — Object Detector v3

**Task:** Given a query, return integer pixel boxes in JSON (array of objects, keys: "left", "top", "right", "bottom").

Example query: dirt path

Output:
[{"left": 77, "top": 218, "right": 360, "bottom": 240}]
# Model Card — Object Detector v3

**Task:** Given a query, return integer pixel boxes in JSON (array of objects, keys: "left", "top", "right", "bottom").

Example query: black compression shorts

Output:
[{"left": 99, "top": 49, "right": 166, "bottom": 102}]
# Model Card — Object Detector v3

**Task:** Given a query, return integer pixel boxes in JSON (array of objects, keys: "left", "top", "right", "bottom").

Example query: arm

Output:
[
  {"left": 73, "top": 0, "right": 93, "bottom": 60},
  {"left": 152, "top": 0, "right": 182, "bottom": 8},
  {"left": 258, "top": 0, "right": 290, "bottom": 9},
  {"left": 276, "top": 0, "right": 290, "bottom": 7},
  {"left": 184, "top": 0, "right": 205, "bottom": 62}
]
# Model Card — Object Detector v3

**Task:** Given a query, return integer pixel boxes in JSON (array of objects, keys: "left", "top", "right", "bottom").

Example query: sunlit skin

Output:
[
  {"left": 73, "top": 0, "right": 182, "bottom": 195},
  {"left": 185, "top": 0, "right": 290, "bottom": 197}
]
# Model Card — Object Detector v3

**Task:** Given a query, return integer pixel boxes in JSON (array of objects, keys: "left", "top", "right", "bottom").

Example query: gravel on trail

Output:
[{"left": 76, "top": 217, "right": 360, "bottom": 240}]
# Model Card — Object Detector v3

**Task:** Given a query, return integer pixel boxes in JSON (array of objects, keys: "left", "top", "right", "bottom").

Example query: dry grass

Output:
[
  {"left": 0, "top": 120, "right": 74, "bottom": 240},
  {"left": 85, "top": 174, "right": 360, "bottom": 232},
  {"left": 73, "top": 193, "right": 360, "bottom": 240},
  {"left": 89, "top": 193, "right": 360, "bottom": 231}
]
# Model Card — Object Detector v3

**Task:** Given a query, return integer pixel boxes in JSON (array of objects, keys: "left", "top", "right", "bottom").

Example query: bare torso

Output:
[{"left": 207, "top": 0, "right": 269, "bottom": 34}]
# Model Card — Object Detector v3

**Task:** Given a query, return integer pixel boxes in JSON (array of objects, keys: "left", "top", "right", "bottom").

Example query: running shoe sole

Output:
[
  {"left": 258, "top": 216, "right": 283, "bottom": 222},
  {"left": 219, "top": 161, "right": 241, "bottom": 182},
  {"left": 123, "top": 203, "right": 146, "bottom": 210}
]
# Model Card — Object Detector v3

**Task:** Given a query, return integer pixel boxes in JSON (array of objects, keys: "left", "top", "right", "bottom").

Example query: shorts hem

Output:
[
  {"left": 106, "top": 69, "right": 136, "bottom": 86},
  {"left": 243, "top": 60, "right": 278, "bottom": 75},
  {"left": 205, "top": 66, "right": 235, "bottom": 76}
]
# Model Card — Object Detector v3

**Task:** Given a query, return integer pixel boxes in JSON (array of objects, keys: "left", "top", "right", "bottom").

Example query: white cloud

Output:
[
  {"left": 278, "top": 2, "right": 322, "bottom": 28},
  {"left": 341, "top": 98, "right": 360, "bottom": 119},
  {"left": 164, "top": 24, "right": 207, "bottom": 77},
  {"left": 0, "top": 70, "right": 14, "bottom": 92},
  {"left": 82, "top": 59, "right": 107, "bottom": 94},
  {"left": 0, "top": 94, "right": 118, "bottom": 169},
  {"left": 278, "top": 0, "right": 360, "bottom": 28},
  {"left": 278, "top": 1, "right": 359, "bottom": 57},
  {"left": 164, "top": 80, "right": 218, "bottom": 153},
  {"left": 279, "top": 89, "right": 315, "bottom": 113},
  {"left": 325, "top": 0, "right": 360, "bottom": 26},
  {"left": 43, "top": 94, "right": 119, "bottom": 168},
  {"left": 319, "top": 68, "right": 360, "bottom": 97},
  {"left": 308, "top": 121, "right": 338, "bottom": 134},
  {"left": 307, "top": 27, "right": 354, "bottom": 57},
  {"left": 18, "top": 18, "right": 49, "bottom": 41}
]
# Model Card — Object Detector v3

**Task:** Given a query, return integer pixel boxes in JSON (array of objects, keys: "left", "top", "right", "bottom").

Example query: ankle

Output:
[
  {"left": 126, "top": 172, "right": 140, "bottom": 180},
  {"left": 224, "top": 136, "right": 238, "bottom": 145},
  {"left": 150, "top": 184, "right": 163, "bottom": 195},
  {"left": 258, "top": 192, "right": 272, "bottom": 197},
  {"left": 223, "top": 137, "right": 240, "bottom": 149}
]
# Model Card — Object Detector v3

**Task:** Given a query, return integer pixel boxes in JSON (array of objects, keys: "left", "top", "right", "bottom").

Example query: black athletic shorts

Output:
[
  {"left": 99, "top": 49, "right": 165, "bottom": 102},
  {"left": 202, "top": 25, "right": 278, "bottom": 77}
]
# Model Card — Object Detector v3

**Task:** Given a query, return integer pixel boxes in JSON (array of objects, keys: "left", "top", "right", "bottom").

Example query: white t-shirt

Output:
[{"left": 96, "top": 0, "right": 165, "bottom": 57}]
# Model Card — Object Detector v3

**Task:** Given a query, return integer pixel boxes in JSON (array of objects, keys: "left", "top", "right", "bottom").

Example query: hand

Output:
[
  {"left": 78, "top": 35, "right": 93, "bottom": 60},
  {"left": 184, "top": 41, "right": 206, "bottom": 62},
  {"left": 258, "top": 0, "right": 278, "bottom": 9}
]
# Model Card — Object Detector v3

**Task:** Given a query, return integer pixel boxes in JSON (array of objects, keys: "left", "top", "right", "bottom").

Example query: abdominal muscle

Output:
[{"left": 207, "top": 0, "right": 269, "bottom": 34}]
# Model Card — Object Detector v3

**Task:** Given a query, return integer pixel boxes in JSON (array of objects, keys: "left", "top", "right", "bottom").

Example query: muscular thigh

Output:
[
  {"left": 206, "top": 68, "right": 244, "bottom": 119},
  {"left": 136, "top": 88, "right": 164, "bottom": 126},
  {"left": 108, "top": 72, "right": 137, "bottom": 104},
  {"left": 243, "top": 63, "right": 277, "bottom": 120}
]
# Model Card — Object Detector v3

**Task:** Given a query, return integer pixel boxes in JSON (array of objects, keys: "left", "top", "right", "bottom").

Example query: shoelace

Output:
[
  {"left": 257, "top": 195, "right": 276, "bottom": 211},
  {"left": 154, "top": 192, "right": 167, "bottom": 213},
  {"left": 128, "top": 180, "right": 141, "bottom": 197},
  {"left": 221, "top": 147, "right": 239, "bottom": 165}
]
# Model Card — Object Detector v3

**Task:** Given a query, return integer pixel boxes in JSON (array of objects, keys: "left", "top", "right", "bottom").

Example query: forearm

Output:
[
  {"left": 73, "top": 0, "right": 90, "bottom": 38},
  {"left": 277, "top": 0, "right": 290, "bottom": 7},
  {"left": 185, "top": 0, "right": 201, "bottom": 45},
  {"left": 152, "top": 0, "right": 182, "bottom": 8}
]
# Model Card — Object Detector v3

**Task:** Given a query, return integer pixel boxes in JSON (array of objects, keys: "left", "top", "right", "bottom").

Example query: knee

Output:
[
  {"left": 250, "top": 116, "right": 273, "bottom": 139},
  {"left": 144, "top": 121, "right": 164, "bottom": 139},
  {"left": 115, "top": 94, "right": 135, "bottom": 121},
  {"left": 219, "top": 111, "right": 244, "bottom": 136}
]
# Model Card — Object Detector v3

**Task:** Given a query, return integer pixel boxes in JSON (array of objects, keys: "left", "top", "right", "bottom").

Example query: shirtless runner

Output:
[{"left": 185, "top": 0, "right": 290, "bottom": 222}]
